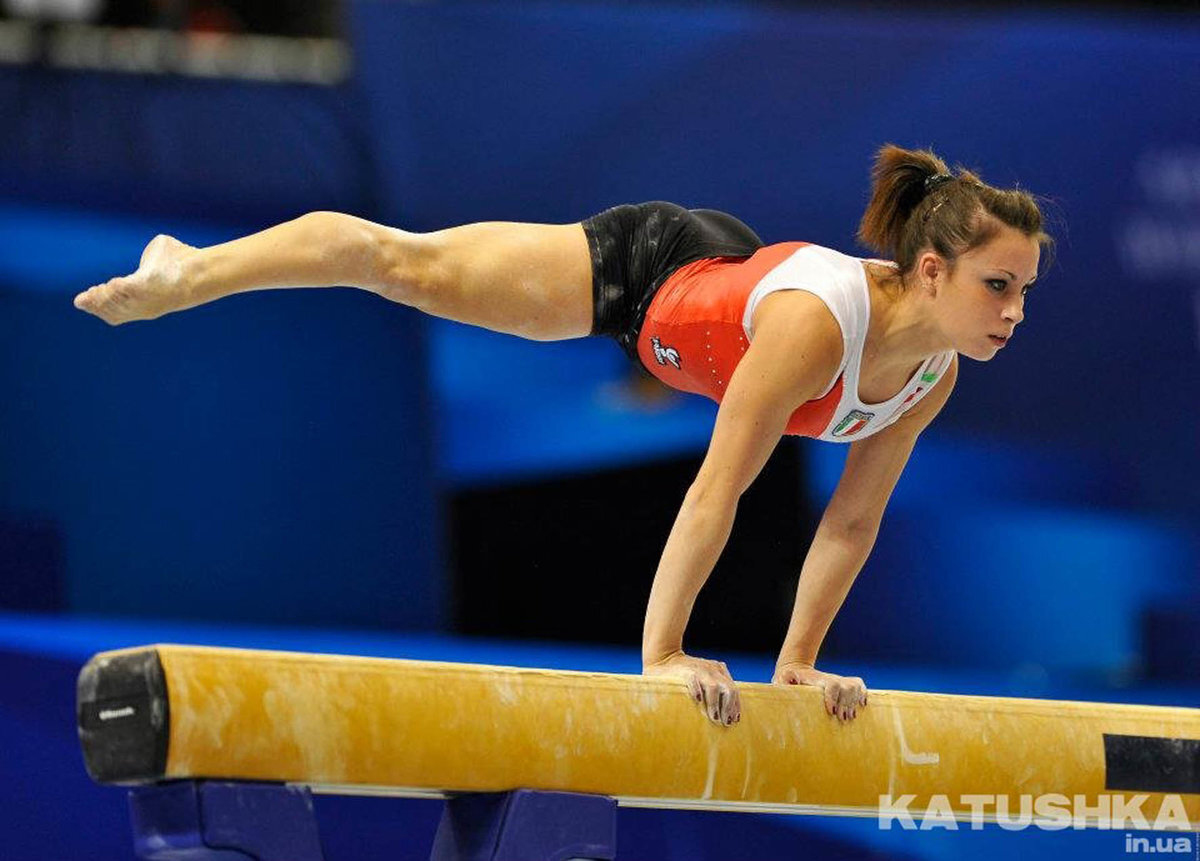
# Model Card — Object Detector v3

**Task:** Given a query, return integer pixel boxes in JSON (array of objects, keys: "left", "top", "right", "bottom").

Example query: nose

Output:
[{"left": 1002, "top": 294, "right": 1025, "bottom": 327}]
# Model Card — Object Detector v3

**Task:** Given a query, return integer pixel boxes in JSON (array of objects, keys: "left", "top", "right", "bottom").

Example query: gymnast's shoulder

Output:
[{"left": 738, "top": 289, "right": 843, "bottom": 398}]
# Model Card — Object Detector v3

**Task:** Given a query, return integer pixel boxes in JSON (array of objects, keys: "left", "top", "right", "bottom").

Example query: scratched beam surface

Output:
[{"left": 77, "top": 645, "right": 1200, "bottom": 824}]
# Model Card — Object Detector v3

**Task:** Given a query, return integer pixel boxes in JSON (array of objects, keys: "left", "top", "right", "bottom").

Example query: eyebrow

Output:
[{"left": 998, "top": 268, "right": 1037, "bottom": 287}]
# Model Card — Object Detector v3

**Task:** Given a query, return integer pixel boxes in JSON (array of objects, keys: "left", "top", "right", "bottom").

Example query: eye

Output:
[{"left": 986, "top": 279, "right": 1008, "bottom": 292}]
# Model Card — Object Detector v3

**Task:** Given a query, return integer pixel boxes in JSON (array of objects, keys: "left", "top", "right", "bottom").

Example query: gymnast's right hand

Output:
[
  {"left": 74, "top": 234, "right": 197, "bottom": 325},
  {"left": 643, "top": 650, "right": 740, "bottom": 726}
]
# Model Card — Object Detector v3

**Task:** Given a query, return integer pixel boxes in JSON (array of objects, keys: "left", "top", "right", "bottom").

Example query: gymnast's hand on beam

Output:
[
  {"left": 772, "top": 661, "right": 868, "bottom": 723},
  {"left": 643, "top": 651, "right": 740, "bottom": 727},
  {"left": 74, "top": 234, "right": 197, "bottom": 325}
]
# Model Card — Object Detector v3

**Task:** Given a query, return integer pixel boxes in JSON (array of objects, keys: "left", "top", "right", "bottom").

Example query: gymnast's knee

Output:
[
  {"left": 288, "top": 210, "right": 419, "bottom": 297},
  {"left": 372, "top": 228, "right": 450, "bottom": 309}
]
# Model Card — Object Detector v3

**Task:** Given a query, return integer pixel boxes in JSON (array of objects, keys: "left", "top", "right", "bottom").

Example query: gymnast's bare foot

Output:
[{"left": 74, "top": 234, "right": 198, "bottom": 325}]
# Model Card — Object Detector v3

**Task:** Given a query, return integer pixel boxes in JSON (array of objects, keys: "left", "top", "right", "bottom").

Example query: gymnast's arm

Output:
[
  {"left": 772, "top": 354, "right": 959, "bottom": 721},
  {"left": 641, "top": 291, "right": 843, "bottom": 726}
]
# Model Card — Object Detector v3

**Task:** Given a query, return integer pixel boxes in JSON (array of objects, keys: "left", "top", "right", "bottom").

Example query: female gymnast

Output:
[{"left": 74, "top": 144, "right": 1052, "bottom": 729}]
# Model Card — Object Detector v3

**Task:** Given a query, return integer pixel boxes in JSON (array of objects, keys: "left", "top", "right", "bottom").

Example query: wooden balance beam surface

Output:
[{"left": 77, "top": 645, "right": 1200, "bottom": 825}]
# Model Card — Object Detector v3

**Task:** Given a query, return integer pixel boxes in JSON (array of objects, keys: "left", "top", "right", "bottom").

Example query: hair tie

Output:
[{"left": 924, "top": 173, "right": 954, "bottom": 194}]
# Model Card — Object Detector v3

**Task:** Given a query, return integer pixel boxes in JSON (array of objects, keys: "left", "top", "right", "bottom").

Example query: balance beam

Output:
[{"left": 77, "top": 644, "right": 1200, "bottom": 828}]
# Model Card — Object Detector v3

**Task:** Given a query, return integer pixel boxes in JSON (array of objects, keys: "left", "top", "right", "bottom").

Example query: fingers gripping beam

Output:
[{"left": 77, "top": 645, "right": 1200, "bottom": 827}]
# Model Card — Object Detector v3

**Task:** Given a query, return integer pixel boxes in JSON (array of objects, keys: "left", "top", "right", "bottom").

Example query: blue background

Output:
[{"left": 1, "top": 1, "right": 1198, "bottom": 859}]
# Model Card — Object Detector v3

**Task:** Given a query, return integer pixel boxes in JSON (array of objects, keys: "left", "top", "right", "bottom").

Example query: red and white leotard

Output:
[{"left": 635, "top": 242, "right": 955, "bottom": 441}]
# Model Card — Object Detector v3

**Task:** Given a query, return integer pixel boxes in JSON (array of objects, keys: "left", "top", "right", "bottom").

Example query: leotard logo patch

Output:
[
  {"left": 650, "top": 336, "right": 682, "bottom": 370},
  {"left": 832, "top": 409, "right": 874, "bottom": 437}
]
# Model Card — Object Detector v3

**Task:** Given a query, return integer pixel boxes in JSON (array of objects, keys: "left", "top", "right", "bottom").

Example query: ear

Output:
[{"left": 915, "top": 250, "right": 945, "bottom": 296}]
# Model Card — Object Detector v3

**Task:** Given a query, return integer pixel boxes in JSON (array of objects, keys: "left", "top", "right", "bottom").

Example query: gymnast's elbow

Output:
[
  {"left": 682, "top": 476, "right": 740, "bottom": 517},
  {"left": 818, "top": 515, "right": 881, "bottom": 547}
]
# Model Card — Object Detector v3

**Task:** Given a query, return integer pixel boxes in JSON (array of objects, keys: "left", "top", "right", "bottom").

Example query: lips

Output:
[{"left": 989, "top": 334, "right": 1009, "bottom": 346}]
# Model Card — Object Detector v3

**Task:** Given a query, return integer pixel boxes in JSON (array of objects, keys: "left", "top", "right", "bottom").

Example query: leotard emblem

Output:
[{"left": 650, "top": 336, "right": 682, "bottom": 370}]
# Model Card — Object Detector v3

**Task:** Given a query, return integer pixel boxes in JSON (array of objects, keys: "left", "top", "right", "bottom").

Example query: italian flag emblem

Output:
[{"left": 832, "top": 409, "right": 874, "bottom": 437}]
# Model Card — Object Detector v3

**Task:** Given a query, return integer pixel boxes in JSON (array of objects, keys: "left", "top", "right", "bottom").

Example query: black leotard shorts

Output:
[{"left": 582, "top": 201, "right": 764, "bottom": 360}]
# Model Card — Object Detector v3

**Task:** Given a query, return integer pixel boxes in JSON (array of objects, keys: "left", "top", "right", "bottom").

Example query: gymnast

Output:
[{"left": 74, "top": 144, "right": 1051, "bottom": 729}]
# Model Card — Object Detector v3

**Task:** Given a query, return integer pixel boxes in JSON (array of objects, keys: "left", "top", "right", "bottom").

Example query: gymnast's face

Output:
[{"left": 924, "top": 224, "right": 1040, "bottom": 361}]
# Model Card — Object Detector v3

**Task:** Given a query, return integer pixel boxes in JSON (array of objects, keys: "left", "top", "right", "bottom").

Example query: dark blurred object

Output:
[
  {"left": 96, "top": 0, "right": 162, "bottom": 28},
  {"left": 0, "top": 0, "right": 342, "bottom": 37},
  {"left": 1142, "top": 599, "right": 1200, "bottom": 682},
  {"left": 0, "top": 1, "right": 348, "bottom": 80},
  {"left": 93, "top": 0, "right": 342, "bottom": 37},
  {"left": 450, "top": 445, "right": 815, "bottom": 654},
  {"left": 222, "top": 0, "right": 340, "bottom": 38},
  {"left": 0, "top": 517, "right": 65, "bottom": 612}
]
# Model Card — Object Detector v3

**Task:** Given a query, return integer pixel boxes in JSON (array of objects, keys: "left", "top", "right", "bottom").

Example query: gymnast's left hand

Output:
[{"left": 773, "top": 661, "right": 868, "bottom": 723}]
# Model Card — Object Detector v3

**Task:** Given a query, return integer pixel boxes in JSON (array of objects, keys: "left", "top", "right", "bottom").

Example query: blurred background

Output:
[{"left": 0, "top": 0, "right": 1197, "bottom": 858}]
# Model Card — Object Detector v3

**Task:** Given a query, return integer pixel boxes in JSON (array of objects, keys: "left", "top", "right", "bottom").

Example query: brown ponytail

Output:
[{"left": 857, "top": 143, "right": 1054, "bottom": 282}]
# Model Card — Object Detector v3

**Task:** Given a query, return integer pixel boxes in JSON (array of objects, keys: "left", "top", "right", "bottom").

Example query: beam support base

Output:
[
  {"left": 128, "top": 781, "right": 324, "bottom": 861},
  {"left": 430, "top": 789, "right": 618, "bottom": 861}
]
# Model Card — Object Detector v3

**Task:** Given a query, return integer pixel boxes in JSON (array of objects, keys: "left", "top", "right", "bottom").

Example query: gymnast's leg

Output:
[{"left": 73, "top": 211, "right": 595, "bottom": 342}]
